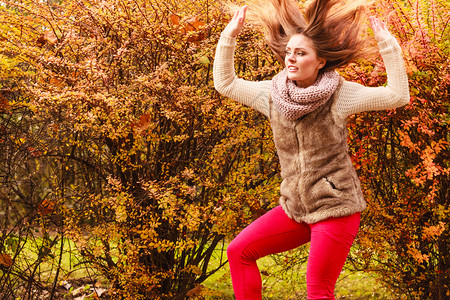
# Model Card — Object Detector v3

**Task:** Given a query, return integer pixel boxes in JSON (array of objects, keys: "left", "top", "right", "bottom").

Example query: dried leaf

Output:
[
  {"left": 0, "top": 253, "right": 13, "bottom": 267},
  {"left": 0, "top": 94, "right": 10, "bottom": 112},
  {"left": 38, "top": 199, "right": 56, "bottom": 215},
  {"left": 186, "top": 284, "right": 204, "bottom": 297}
]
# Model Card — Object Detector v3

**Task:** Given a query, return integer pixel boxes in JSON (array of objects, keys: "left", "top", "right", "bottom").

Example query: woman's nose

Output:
[{"left": 287, "top": 53, "right": 295, "bottom": 62}]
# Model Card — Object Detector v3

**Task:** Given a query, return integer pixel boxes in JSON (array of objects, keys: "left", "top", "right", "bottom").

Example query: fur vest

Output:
[{"left": 269, "top": 79, "right": 367, "bottom": 224}]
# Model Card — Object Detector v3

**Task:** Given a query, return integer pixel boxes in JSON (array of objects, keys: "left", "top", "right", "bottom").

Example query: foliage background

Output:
[
  {"left": 348, "top": 1, "right": 449, "bottom": 298},
  {"left": 0, "top": 0, "right": 449, "bottom": 299}
]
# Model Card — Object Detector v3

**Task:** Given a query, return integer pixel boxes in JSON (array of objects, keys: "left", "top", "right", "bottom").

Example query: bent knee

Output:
[
  {"left": 226, "top": 239, "right": 243, "bottom": 263},
  {"left": 227, "top": 238, "right": 261, "bottom": 265}
]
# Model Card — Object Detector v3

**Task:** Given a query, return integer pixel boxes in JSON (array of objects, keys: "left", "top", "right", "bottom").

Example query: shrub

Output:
[
  {"left": 346, "top": 0, "right": 449, "bottom": 298},
  {"left": 0, "top": 0, "right": 280, "bottom": 298}
]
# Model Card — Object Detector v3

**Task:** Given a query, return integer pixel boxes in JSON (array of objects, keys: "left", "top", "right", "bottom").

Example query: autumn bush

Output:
[
  {"left": 0, "top": 0, "right": 280, "bottom": 299},
  {"left": 0, "top": 0, "right": 449, "bottom": 299},
  {"left": 344, "top": 0, "right": 449, "bottom": 299}
]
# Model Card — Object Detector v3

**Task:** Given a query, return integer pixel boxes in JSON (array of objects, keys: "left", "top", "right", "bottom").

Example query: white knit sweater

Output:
[{"left": 213, "top": 33, "right": 410, "bottom": 120}]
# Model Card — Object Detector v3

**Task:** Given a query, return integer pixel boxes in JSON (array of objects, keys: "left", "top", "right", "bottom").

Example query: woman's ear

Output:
[{"left": 318, "top": 58, "right": 327, "bottom": 69}]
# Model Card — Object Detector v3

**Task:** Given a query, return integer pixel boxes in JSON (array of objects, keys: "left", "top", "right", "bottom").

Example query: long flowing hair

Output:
[{"left": 228, "top": 0, "right": 370, "bottom": 72}]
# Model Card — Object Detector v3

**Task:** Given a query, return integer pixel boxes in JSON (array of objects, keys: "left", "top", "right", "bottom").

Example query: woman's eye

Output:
[{"left": 284, "top": 50, "right": 304, "bottom": 56}]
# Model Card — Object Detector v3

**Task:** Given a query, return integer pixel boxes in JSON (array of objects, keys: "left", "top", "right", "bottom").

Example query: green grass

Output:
[
  {"left": 7, "top": 233, "right": 399, "bottom": 299},
  {"left": 6, "top": 233, "right": 104, "bottom": 285}
]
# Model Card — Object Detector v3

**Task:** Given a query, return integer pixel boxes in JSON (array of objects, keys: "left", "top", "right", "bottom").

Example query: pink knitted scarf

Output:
[{"left": 271, "top": 69, "right": 340, "bottom": 120}]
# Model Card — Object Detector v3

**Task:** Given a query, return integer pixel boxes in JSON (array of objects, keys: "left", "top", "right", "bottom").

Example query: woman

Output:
[{"left": 213, "top": 0, "right": 410, "bottom": 299}]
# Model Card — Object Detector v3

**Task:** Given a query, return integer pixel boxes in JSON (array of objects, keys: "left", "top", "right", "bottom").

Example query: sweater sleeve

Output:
[
  {"left": 334, "top": 37, "right": 410, "bottom": 119},
  {"left": 213, "top": 33, "right": 271, "bottom": 118}
]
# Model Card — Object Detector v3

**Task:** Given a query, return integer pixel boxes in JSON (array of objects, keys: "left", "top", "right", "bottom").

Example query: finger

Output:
[
  {"left": 374, "top": 18, "right": 382, "bottom": 30},
  {"left": 371, "top": 17, "right": 383, "bottom": 33},
  {"left": 369, "top": 16, "right": 378, "bottom": 27},
  {"left": 242, "top": 5, "right": 248, "bottom": 15},
  {"left": 369, "top": 16, "right": 376, "bottom": 29},
  {"left": 239, "top": 5, "right": 248, "bottom": 22},
  {"left": 232, "top": 9, "right": 239, "bottom": 20},
  {"left": 375, "top": 17, "right": 387, "bottom": 31}
]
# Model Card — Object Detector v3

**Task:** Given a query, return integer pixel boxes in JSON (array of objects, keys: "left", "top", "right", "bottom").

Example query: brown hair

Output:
[{"left": 229, "top": 0, "right": 370, "bottom": 72}]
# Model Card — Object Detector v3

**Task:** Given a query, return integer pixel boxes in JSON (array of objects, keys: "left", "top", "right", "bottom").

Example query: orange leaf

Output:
[
  {"left": 44, "top": 30, "right": 58, "bottom": 44},
  {"left": 138, "top": 114, "right": 151, "bottom": 130},
  {"left": 169, "top": 14, "right": 180, "bottom": 26},
  {"left": 191, "top": 18, "right": 205, "bottom": 30},
  {"left": 49, "top": 77, "right": 64, "bottom": 87},
  {"left": 176, "top": 16, "right": 206, "bottom": 42},
  {"left": 36, "top": 30, "right": 58, "bottom": 46},
  {"left": 186, "top": 285, "right": 204, "bottom": 297},
  {"left": 0, "top": 94, "right": 10, "bottom": 112},
  {"left": 0, "top": 253, "right": 13, "bottom": 267},
  {"left": 38, "top": 199, "right": 56, "bottom": 215}
]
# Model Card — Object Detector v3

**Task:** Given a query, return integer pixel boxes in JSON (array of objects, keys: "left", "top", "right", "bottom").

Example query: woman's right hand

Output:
[{"left": 222, "top": 5, "right": 248, "bottom": 37}]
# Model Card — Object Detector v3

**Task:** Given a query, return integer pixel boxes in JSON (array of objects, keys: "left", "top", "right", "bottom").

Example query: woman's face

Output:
[{"left": 284, "top": 34, "right": 326, "bottom": 87}]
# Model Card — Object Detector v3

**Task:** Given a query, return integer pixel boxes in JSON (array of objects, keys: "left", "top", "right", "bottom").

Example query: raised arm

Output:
[
  {"left": 334, "top": 17, "right": 410, "bottom": 119},
  {"left": 213, "top": 6, "right": 271, "bottom": 118}
]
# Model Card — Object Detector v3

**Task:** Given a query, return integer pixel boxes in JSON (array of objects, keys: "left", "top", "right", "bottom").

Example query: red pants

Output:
[{"left": 227, "top": 206, "right": 360, "bottom": 300}]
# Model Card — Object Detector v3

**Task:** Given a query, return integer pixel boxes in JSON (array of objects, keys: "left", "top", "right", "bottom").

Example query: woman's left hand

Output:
[{"left": 369, "top": 16, "right": 393, "bottom": 42}]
